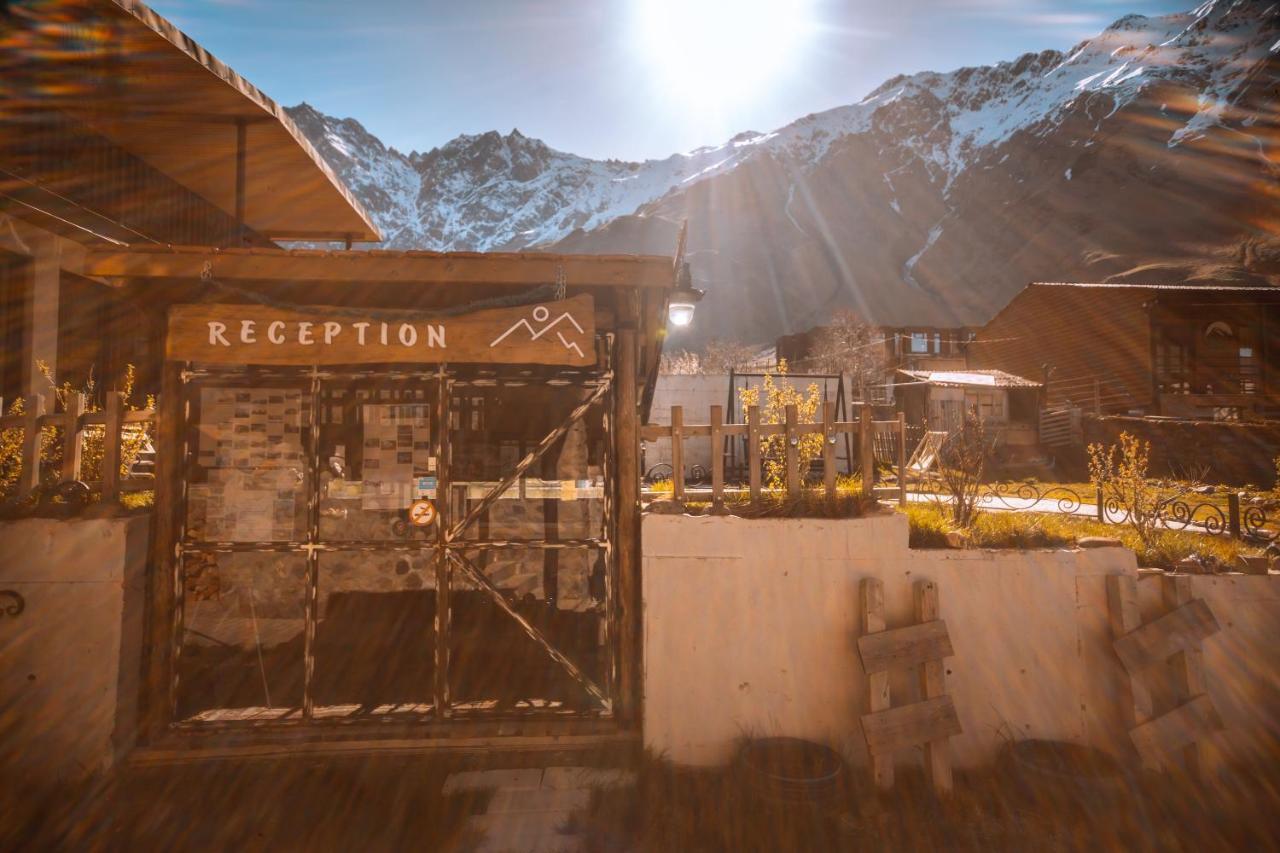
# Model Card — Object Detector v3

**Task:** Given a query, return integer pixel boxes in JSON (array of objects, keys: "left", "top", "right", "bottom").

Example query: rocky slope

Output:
[{"left": 287, "top": 0, "right": 1280, "bottom": 344}]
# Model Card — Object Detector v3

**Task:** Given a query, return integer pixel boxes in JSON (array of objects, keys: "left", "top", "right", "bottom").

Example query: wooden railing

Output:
[
  {"left": 641, "top": 401, "right": 909, "bottom": 506},
  {"left": 1044, "top": 374, "right": 1141, "bottom": 414},
  {"left": 0, "top": 392, "right": 156, "bottom": 504}
]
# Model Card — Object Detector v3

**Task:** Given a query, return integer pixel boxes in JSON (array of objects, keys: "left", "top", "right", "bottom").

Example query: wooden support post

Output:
[
  {"left": 914, "top": 580, "right": 952, "bottom": 794},
  {"left": 859, "top": 405, "right": 874, "bottom": 498},
  {"left": 861, "top": 578, "right": 893, "bottom": 791},
  {"left": 101, "top": 391, "right": 125, "bottom": 503},
  {"left": 1106, "top": 574, "right": 1159, "bottom": 771},
  {"left": 434, "top": 374, "right": 452, "bottom": 718},
  {"left": 897, "top": 412, "right": 907, "bottom": 506},
  {"left": 1228, "top": 492, "right": 1242, "bottom": 539},
  {"left": 822, "top": 401, "right": 836, "bottom": 499},
  {"left": 1162, "top": 574, "right": 1209, "bottom": 780},
  {"left": 18, "top": 394, "right": 45, "bottom": 499},
  {"left": 710, "top": 404, "right": 725, "bottom": 512},
  {"left": 747, "top": 405, "right": 761, "bottom": 503},
  {"left": 1097, "top": 486, "right": 1106, "bottom": 523},
  {"left": 670, "top": 405, "right": 684, "bottom": 502},
  {"left": 59, "top": 392, "right": 85, "bottom": 484},
  {"left": 784, "top": 404, "right": 799, "bottom": 496},
  {"left": 143, "top": 362, "right": 183, "bottom": 737},
  {"left": 615, "top": 327, "right": 640, "bottom": 726}
]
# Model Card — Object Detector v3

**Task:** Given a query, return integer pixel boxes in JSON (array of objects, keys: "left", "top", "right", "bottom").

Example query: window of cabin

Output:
[
  {"left": 1155, "top": 338, "right": 1192, "bottom": 395},
  {"left": 910, "top": 332, "right": 929, "bottom": 354}
]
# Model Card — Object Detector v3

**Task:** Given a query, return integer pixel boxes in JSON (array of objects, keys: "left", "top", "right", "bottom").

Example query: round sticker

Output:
[{"left": 409, "top": 499, "right": 437, "bottom": 527}]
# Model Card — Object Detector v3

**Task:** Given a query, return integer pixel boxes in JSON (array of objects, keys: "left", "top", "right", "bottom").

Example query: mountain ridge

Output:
[{"left": 285, "top": 0, "right": 1280, "bottom": 343}]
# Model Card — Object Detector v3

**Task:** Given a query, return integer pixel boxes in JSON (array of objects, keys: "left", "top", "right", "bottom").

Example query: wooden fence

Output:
[
  {"left": 0, "top": 392, "right": 156, "bottom": 503},
  {"left": 640, "top": 401, "right": 909, "bottom": 506}
]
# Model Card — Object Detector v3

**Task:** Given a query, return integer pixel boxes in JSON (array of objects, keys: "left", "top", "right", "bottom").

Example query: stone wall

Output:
[
  {"left": 642, "top": 512, "right": 1280, "bottom": 779},
  {"left": 1082, "top": 415, "right": 1280, "bottom": 487}
]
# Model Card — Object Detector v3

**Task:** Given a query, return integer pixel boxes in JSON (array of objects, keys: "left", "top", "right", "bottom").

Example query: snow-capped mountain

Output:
[{"left": 287, "top": 0, "right": 1280, "bottom": 343}]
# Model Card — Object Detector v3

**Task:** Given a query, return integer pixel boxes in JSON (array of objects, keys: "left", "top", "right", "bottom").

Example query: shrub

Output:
[
  {"left": 738, "top": 360, "right": 824, "bottom": 491},
  {"left": 1088, "top": 431, "right": 1201, "bottom": 550},
  {"left": 933, "top": 408, "right": 992, "bottom": 528},
  {"left": 0, "top": 363, "right": 153, "bottom": 502}
]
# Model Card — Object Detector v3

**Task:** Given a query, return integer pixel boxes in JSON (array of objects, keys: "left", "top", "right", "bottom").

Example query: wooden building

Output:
[
  {"left": 1, "top": 0, "right": 379, "bottom": 408},
  {"left": 2, "top": 0, "right": 679, "bottom": 763},
  {"left": 895, "top": 369, "right": 1041, "bottom": 432},
  {"left": 968, "top": 282, "right": 1280, "bottom": 421},
  {"left": 776, "top": 323, "right": 973, "bottom": 399}
]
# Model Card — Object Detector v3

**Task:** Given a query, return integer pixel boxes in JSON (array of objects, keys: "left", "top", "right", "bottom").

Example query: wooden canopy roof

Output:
[
  {"left": 80, "top": 245, "right": 677, "bottom": 288},
  {"left": 3, "top": 0, "right": 379, "bottom": 243}
]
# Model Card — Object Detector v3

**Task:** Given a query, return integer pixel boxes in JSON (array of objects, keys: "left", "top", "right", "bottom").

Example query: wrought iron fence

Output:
[{"left": 969, "top": 480, "right": 1277, "bottom": 544}]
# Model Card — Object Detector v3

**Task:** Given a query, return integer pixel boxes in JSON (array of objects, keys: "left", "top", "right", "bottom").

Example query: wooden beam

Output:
[
  {"left": 860, "top": 695, "right": 962, "bottom": 758},
  {"left": 670, "top": 405, "right": 684, "bottom": 502},
  {"left": 1162, "top": 575, "right": 1214, "bottom": 780},
  {"left": 58, "top": 392, "right": 85, "bottom": 484},
  {"left": 915, "top": 580, "right": 953, "bottom": 794},
  {"left": 822, "top": 400, "right": 836, "bottom": 498},
  {"left": 1112, "top": 597, "right": 1220, "bottom": 674},
  {"left": 81, "top": 247, "right": 677, "bottom": 289},
  {"left": 860, "top": 578, "right": 893, "bottom": 790},
  {"left": 857, "top": 619, "right": 954, "bottom": 676},
  {"left": 1130, "top": 694, "right": 1224, "bottom": 766},
  {"left": 747, "top": 405, "right": 761, "bottom": 504},
  {"left": 1106, "top": 574, "right": 1158, "bottom": 770},
  {"left": 710, "top": 404, "right": 724, "bottom": 512},
  {"left": 784, "top": 404, "right": 799, "bottom": 496},
  {"left": 18, "top": 394, "right": 45, "bottom": 498}
]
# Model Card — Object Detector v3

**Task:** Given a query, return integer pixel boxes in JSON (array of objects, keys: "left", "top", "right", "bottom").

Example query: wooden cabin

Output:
[
  {"left": 1, "top": 0, "right": 676, "bottom": 764},
  {"left": 969, "top": 282, "right": 1280, "bottom": 421}
]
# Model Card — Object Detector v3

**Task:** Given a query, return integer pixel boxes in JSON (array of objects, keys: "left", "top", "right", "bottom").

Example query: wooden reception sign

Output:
[{"left": 166, "top": 294, "right": 596, "bottom": 366}]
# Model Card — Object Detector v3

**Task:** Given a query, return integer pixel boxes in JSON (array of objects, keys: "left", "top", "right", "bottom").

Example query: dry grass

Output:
[
  {"left": 650, "top": 478, "right": 875, "bottom": 520},
  {"left": 904, "top": 503, "right": 1264, "bottom": 569},
  {"left": 578, "top": 753, "right": 1280, "bottom": 853}
]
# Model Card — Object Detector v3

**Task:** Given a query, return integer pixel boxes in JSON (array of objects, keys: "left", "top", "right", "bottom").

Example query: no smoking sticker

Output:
[{"left": 409, "top": 499, "right": 437, "bottom": 527}]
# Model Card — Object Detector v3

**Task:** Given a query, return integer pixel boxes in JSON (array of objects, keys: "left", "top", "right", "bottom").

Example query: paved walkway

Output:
[{"left": 443, "top": 766, "right": 634, "bottom": 853}]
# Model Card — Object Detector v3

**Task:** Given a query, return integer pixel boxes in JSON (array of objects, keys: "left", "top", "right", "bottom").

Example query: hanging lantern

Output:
[{"left": 668, "top": 261, "right": 704, "bottom": 328}]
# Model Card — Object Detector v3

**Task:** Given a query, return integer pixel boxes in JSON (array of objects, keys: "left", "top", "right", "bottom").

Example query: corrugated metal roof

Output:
[{"left": 898, "top": 369, "right": 1042, "bottom": 389}]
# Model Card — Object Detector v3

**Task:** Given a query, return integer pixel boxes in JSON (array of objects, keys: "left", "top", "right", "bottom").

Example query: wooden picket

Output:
[
  {"left": 641, "top": 402, "right": 909, "bottom": 503},
  {"left": 0, "top": 393, "right": 157, "bottom": 505}
]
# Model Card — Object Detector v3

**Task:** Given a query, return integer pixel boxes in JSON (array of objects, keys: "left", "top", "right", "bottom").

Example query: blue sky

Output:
[{"left": 150, "top": 0, "right": 1195, "bottom": 161}]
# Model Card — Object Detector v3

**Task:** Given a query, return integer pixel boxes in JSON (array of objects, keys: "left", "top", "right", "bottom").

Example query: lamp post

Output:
[{"left": 668, "top": 261, "right": 704, "bottom": 328}]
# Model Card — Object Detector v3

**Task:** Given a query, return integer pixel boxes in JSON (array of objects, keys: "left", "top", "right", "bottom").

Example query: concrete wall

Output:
[
  {"left": 645, "top": 374, "right": 731, "bottom": 475},
  {"left": 0, "top": 517, "right": 149, "bottom": 798},
  {"left": 642, "top": 512, "right": 1280, "bottom": 775}
]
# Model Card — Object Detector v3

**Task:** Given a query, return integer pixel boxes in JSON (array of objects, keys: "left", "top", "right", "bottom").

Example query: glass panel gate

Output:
[{"left": 172, "top": 364, "right": 615, "bottom": 727}]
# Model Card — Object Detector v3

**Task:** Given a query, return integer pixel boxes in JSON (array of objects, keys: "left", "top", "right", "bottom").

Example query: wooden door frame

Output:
[{"left": 137, "top": 343, "right": 642, "bottom": 746}]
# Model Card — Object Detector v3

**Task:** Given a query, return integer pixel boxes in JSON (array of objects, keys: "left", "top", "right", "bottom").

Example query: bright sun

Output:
[{"left": 632, "top": 0, "right": 815, "bottom": 108}]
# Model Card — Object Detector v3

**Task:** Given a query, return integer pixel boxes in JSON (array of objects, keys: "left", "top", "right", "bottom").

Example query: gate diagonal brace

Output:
[
  {"left": 446, "top": 549, "right": 611, "bottom": 712},
  {"left": 447, "top": 377, "right": 612, "bottom": 542}
]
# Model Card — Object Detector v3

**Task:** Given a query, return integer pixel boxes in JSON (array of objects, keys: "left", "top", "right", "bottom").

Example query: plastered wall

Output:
[
  {"left": 0, "top": 517, "right": 149, "bottom": 798},
  {"left": 642, "top": 512, "right": 1280, "bottom": 775}
]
